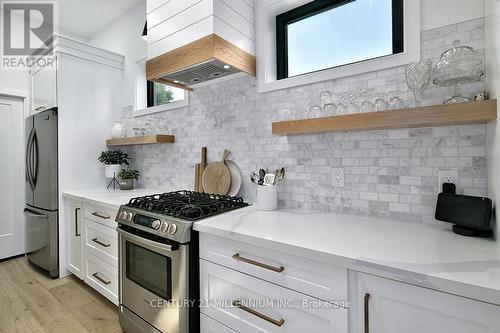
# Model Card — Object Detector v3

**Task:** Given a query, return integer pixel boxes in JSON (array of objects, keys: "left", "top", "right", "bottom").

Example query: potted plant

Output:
[
  {"left": 117, "top": 168, "right": 140, "bottom": 190},
  {"left": 98, "top": 149, "right": 130, "bottom": 178}
]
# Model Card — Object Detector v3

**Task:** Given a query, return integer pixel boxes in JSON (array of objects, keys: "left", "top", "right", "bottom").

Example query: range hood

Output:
[
  {"left": 146, "top": 0, "right": 256, "bottom": 89},
  {"left": 146, "top": 34, "right": 256, "bottom": 88}
]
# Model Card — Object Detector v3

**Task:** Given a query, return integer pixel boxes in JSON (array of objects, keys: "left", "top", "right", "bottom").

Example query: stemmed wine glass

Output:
[{"left": 405, "top": 60, "right": 432, "bottom": 107}]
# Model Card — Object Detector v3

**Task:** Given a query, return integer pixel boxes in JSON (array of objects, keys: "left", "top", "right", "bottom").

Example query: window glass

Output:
[
  {"left": 147, "top": 81, "right": 185, "bottom": 107},
  {"left": 278, "top": 0, "right": 403, "bottom": 79}
]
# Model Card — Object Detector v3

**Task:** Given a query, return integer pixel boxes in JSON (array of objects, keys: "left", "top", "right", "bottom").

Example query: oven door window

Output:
[{"left": 126, "top": 241, "right": 172, "bottom": 301}]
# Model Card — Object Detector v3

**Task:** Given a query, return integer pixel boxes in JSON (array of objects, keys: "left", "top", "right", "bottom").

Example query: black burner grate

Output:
[{"left": 126, "top": 190, "right": 249, "bottom": 221}]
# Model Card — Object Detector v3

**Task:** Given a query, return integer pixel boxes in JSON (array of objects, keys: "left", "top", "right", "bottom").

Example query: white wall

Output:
[
  {"left": 0, "top": 12, "right": 31, "bottom": 98},
  {"left": 421, "top": 0, "right": 485, "bottom": 31},
  {"left": 486, "top": 0, "right": 500, "bottom": 239},
  {"left": 89, "top": 1, "right": 147, "bottom": 108}
]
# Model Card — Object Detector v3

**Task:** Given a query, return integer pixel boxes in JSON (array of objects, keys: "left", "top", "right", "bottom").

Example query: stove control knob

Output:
[
  {"left": 126, "top": 212, "right": 133, "bottom": 222},
  {"left": 119, "top": 211, "right": 125, "bottom": 220},
  {"left": 168, "top": 224, "right": 177, "bottom": 235},
  {"left": 160, "top": 222, "right": 169, "bottom": 233},
  {"left": 151, "top": 220, "right": 161, "bottom": 230}
]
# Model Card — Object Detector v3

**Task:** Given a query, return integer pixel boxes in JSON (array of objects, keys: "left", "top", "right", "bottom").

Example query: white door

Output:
[
  {"left": 0, "top": 96, "right": 25, "bottom": 259},
  {"left": 355, "top": 273, "right": 500, "bottom": 333}
]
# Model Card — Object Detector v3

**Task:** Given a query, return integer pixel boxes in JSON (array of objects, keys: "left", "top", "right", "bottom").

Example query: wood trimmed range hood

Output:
[
  {"left": 146, "top": 34, "right": 256, "bottom": 90},
  {"left": 146, "top": 0, "right": 256, "bottom": 90}
]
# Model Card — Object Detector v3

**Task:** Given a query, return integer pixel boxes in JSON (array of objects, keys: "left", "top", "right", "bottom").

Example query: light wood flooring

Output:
[{"left": 0, "top": 256, "right": 122, "bottom": 333}]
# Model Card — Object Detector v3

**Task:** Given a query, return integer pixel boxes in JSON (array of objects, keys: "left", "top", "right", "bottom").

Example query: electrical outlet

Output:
[
  {"left": 438, "top": 170, "right": 458, "bottom": 192},
  {"left": 332, "top": 168, "right": 345, "bottom": 187}
]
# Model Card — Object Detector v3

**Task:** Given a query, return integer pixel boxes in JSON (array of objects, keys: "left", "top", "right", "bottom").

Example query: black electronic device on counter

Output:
[{"left": 435, "top": 192, "right": 493, "bottom": 237}]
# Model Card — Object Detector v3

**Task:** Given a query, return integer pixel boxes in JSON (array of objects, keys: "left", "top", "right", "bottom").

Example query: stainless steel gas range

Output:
[{"left": 115, "top": 190, "right": 248, "bottom": 333}]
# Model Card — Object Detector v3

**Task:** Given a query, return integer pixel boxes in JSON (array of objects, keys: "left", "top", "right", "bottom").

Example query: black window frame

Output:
[
  {"left": 147, "top": 80, "right": 155, "bottom": 108},
  {"left": 276, "top": 0, "right": 405, "bottom": 80}
]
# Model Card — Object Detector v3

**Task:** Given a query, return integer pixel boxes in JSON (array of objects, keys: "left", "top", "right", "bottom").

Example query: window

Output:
[
  {"left": 276, "top": 0, "right": 404, "bottom": 79},
  {"left": 147, "top": 81, "right": 186, "bottom": 108},
  {"left": 133, "top": 59, "right": 189, "bottom": 117}
]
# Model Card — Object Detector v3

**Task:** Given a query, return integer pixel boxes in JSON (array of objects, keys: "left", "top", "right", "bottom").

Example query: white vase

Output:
[
  {"left": 111, "top": 121, "right": 123, "bottom": 139},
  {"left": 104, "top": 164, "right": 121, "bottom": 178}
]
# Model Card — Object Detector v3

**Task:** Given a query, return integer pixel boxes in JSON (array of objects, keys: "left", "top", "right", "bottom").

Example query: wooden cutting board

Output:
[
  {"left": 199, "top": 147, "right": 207, "bottom": 192},
  {"left": 194, "top": 163, "right": 201, "bottom": 192},
  {"left": 202, "top": 149, "right": 231, "bottom": 195}
]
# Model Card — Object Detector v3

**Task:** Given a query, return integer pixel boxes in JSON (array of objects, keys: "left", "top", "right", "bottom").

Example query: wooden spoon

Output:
[{"left": 202, "top": 149, "right": 231, "bottom": 195}]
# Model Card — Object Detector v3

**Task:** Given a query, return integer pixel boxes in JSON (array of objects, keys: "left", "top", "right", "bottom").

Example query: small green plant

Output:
[
  {"left": 98, "top": 149, "right": 130, "bottom": 165},
  {"left": 118, "top": 168, "right": 140, "bottom": 180}
]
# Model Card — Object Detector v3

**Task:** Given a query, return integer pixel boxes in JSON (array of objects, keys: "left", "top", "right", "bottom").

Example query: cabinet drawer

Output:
[
  {"left": 200, "top": 260, "right": 348, "bottom": 333},
  {"left": 84, "top": 252, "right": 118, "bottom": 305},
  {"left": 200, "top": 233, "right": 347, "bottom": 300},
  {"left": 83, "top": 202, "right": 118, "bottom": 227},
  {"left": 83, "top": 218, "right": 118, "bottom": 267},
  {"left": 201, "top": 314, "right": 237, "bottom": 333}
]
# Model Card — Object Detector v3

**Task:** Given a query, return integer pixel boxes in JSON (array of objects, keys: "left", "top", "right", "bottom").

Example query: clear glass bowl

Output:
[
  {"left": 433, "top": 40, "right": 484, "bottom": 103},
  {"left": 433, "top": 40, "right": 484, "bottom": 87}
]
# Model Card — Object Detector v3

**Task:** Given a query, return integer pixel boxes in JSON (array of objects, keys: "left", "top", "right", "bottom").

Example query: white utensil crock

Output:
[
  {"left": 256, "top": 185, "right": 278, "bottom": 211},
  {"left": 104, "top": 164, "right": 121, "bottom": 178}
]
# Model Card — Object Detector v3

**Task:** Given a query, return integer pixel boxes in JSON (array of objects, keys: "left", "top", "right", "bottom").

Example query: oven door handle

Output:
[{"left": 117, "top": 227, "right": 174, "bottom": 252}]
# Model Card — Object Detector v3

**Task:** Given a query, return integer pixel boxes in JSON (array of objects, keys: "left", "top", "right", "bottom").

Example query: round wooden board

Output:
[{"left": 202, "top": 161, "right": 231, "bottom": 195}]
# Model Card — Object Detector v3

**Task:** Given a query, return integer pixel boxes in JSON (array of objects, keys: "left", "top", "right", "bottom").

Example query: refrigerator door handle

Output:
[
  {"left": 23, "top": 209, "right": 49, "bottom": 219},
  {"left": 25, "top": 129, "right": 35, "bottom": 191},
  {"left": 32, "top": 130, "right": 39, "bottom": 187}
]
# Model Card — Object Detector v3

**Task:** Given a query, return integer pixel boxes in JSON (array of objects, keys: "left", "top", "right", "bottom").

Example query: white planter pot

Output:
[{"left": 104, "top": 164, "right": 121, "bottom": 178}]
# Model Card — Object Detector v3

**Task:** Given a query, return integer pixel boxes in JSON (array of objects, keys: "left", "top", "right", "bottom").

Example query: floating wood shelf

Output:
[
  {"left": 272, "top": 100, "right": 498, "bottom": 135},
  {"left": 106, "top": 135, "right": 175, "bottom": 146}
]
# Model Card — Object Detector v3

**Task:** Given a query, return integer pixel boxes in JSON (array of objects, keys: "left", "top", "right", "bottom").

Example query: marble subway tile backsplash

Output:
[{"left": 125, "top": 18, "right": 487, "bottom": 225}]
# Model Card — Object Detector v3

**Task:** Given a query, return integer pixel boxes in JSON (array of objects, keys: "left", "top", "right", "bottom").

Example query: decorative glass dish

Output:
[{"left": 433, "top": 40, "right": 484, "bottom": 104}]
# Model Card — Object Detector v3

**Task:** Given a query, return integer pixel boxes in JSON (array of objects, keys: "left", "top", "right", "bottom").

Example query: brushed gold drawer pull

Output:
[
  {"left": 92, "top": 212, "right": 110, "bottom": 219},
  {"left": 232, "top": 300, "right": 284, "bottom": 327},
  {"left": 92, "top": 237, "right": 111, "bottom": 248},
  {"left": 232, "top": 253, "right": 285, "bottom": 273},
  {"left": 92, "top": 272, "right": 111, "bottom": 285}
]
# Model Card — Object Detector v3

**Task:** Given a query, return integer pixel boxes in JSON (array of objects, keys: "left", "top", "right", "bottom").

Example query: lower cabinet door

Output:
[
  {"left": 356, "top": 273, "right": 500, "bottom": 333},
  {"left": 200, "top": 259, "right": 348, "bottom": 333},
  {"left": 201, "top": 313, "right": 237, "bottom": 333},
  {"left": 67, "top": 200, "right": 82, "bottom": 279},
  {"left": 84, "top": 252, "right": 118, "bottom": 305}
]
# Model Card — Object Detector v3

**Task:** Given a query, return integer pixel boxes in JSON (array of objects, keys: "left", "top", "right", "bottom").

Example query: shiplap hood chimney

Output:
[{"left": 146, "top": 0, "right": 256, "bottom": 89}]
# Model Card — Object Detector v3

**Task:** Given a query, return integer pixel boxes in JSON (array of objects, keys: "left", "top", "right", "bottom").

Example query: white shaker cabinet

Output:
[
  {"left": 354, "top": 273, "right": 500, "bottom": 333},
  {"left": 64, "top": 196, "right": 119, "bottom": 305},
  {"left": 32, "top": 63, "right": 57, "bottom": 114},
  {"left": 200, "top": 313, "right": 237, "bottom": 333},
  {"left": 66, "top": 199, "right": 82, "bottom": 279}
]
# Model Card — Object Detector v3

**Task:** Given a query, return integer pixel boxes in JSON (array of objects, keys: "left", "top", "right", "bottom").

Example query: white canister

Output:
[
  {"left": 111, "top": 121, "right": 124, "bottom": 139},
  {"left": 104, "top": 164, "right": 121, "bottom": 178},
  {"left": 256, "top": 185, "right": 278, "bottom": 211}
]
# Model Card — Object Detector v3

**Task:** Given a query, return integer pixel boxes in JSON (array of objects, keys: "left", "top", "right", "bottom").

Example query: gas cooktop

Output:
[
  {"left": 126, "top": 190, "right": 248, "bottom": 221},
  {"left": 116, "top": 190, "right": 249, "bottom": 243}
]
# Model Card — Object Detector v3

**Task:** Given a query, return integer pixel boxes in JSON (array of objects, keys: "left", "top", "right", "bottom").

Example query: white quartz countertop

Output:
[
  {"left": 63, "top": 188, "right": 165, "bottom": 207},
  {"left": 194, "top": 206, "right": 500, "bottom": 306}
]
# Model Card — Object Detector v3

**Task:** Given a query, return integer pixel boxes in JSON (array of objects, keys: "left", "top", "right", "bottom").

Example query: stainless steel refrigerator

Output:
[{"left": 24, "top": 108, "right": 59, "bottom": 278}]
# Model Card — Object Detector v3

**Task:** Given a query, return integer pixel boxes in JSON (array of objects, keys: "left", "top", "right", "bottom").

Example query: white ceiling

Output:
[{"left": 56, "top": 0, "right": 143, "bottom": 38}]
